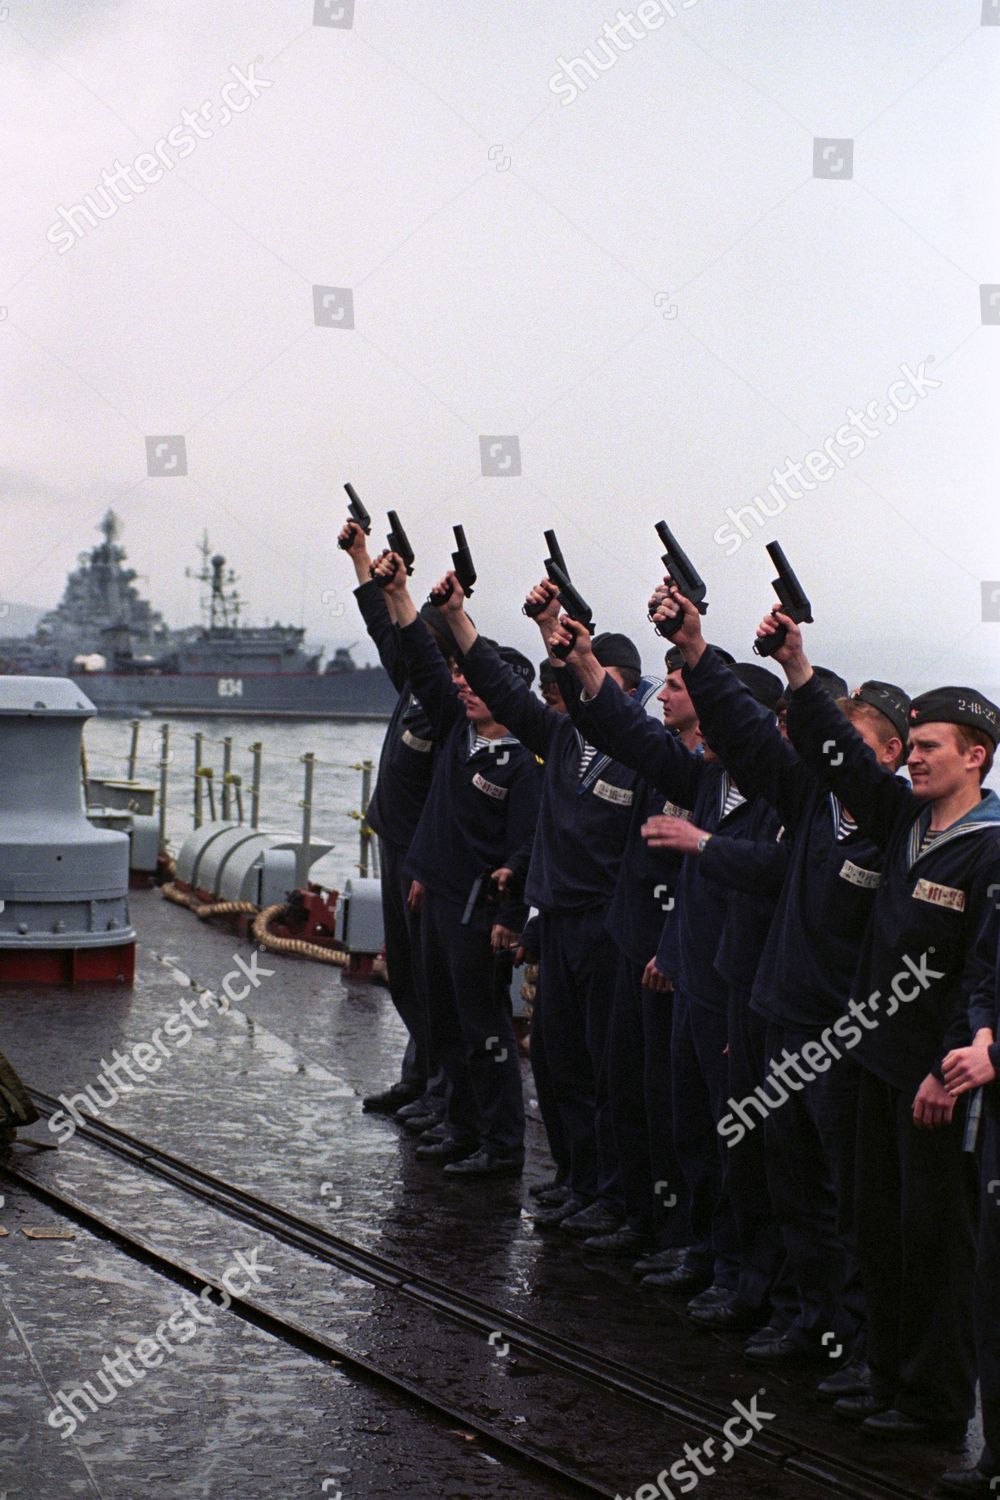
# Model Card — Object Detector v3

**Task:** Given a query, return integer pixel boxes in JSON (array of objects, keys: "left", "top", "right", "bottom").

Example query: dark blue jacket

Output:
[
  {"left": 399, "top": 619, "right": 541, "bottom": 930},
  {"left": 788, "top": 674, "right": 1000, "bottom": 1093},
  {"left": 569, "top": 673, "right": 772, "bottom": 1014},
  {"left": 354, "top": 581, "right": 436, "bottom": 851},
  {"left": 559, "top": 670, "right": 682, "bottom": 966},
  {"left": 966, "top": 904, "right": 1000, "bottom": 1075},
  {"left": 460, "top": 637, "right": 638, "bottom": 914},
  {"left": 683, "top": 646, "right": 886, "bottom": 1032},
  {"left": 700, "top": 832, "right": 790, "bottom": 994}
]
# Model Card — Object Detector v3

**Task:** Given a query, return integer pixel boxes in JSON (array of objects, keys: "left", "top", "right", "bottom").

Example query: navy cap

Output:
[
  {"left": 592, "top": 632, "right": 641, "bottom": 674},
  {"left": 851, "top": 680, "right": 911, "bottom": 740},
  {"left": 813, "top": 665, "right": 849, "bottom": 701},
  {"left": 539, "top": 658, "right": 557, "bottom": 686},
  {"left": 481, "top": 639, "right": 534, "bottom": 688},
  {"left": 665, "top": 642, "right": 734, "bottom": 673},
  {"left": 908, "top": 686, "right": 1000, "bottom": 746},
  {"left": 731, "top": 662, "right": 784, "bottom": 711},
  {"left": 419, "top": 602, "right": 460, "bottom": 656}
]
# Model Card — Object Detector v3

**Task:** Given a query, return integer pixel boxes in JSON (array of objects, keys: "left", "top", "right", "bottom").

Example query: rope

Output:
[
  {"left": 161, "top": 882, "right": 257, "bottom": 919},
  {"left": 252, "top": 903, "right": 347, "bottom": 966}
]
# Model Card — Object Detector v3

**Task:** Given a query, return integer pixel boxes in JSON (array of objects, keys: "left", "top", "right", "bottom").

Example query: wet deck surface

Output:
[{"left": 0, "top": 889, "right": 977, "bottom": 1498}]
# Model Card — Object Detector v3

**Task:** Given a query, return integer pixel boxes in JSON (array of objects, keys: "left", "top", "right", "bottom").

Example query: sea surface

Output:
[{"left": 82, "top": 714, "right": 387, "bottom": 894}]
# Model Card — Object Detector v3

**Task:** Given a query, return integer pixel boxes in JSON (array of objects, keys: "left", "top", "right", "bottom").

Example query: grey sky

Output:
[{"left": 2, "top": 0, "right": 998, "bottom": 694}]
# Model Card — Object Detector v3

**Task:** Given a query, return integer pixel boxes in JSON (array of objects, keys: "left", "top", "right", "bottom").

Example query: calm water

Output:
[{"left": 82, "top": 714, "right": 387, "bottom": 893}]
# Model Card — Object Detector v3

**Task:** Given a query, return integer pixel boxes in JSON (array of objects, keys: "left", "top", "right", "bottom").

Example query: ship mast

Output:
[{"left": 186, "top": 532, "right": 242, "bottom": 631}]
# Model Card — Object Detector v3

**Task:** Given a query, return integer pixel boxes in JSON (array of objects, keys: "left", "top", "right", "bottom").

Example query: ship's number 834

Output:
[{"left": 218, "top": 678, "right": 244, "bottom": 698}]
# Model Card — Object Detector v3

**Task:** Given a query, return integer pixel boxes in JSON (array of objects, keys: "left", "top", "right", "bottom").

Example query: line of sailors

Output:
[{"left": 340, "top": 513, "right": 1000, "bottom": 1499}]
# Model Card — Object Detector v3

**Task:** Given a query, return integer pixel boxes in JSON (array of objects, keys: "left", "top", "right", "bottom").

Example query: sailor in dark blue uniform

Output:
[
  {"left": 940, "top": 904, "right": 1000, "bottom": 1496},
  {"left": 340, "top": 517, "right": 447, "bottom": 1119},
  {"left": 438, "top": 572, "right": 644, "bottom": 1238},
  {"left": 371, "top": 553, "right": 542, "bottom": 1178},
  {"left": 649, "top": 585, "right": 908, "bottom": 1379},
  {"left": 763, "top": 607, "right": 1000, "bottom": 1446},
  {"left": 548, "top": 612, "right": 783, "bottom": 1307}
]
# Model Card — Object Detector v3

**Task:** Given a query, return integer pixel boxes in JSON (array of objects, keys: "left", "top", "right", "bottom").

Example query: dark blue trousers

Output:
[
  {"left": 855, "top": 1070, "right": 976, "bottom": 1423},
  {"left": 535, "top": 908, "right": 621, "bottom": 1207},
  {"left": 976, "top": 1089, "right": 1000, "bottom": 1474},
  {"left": 379, "top": 838, "right": 436, "bottom": 1095},
  {"left": 724, "top": 990, "right": 786, "bottom": 1314},
  {"left": 671, "top": 990, "right": 739, "bottom": 1286},
  {"left": 608, "top": 951, "right": 691, "bottom": 1244},
  {"left": 419, "top": 890, "right": 524, "bottom": 1157},
  {"left": 762, "top": 1022, "right": 864, "bottom": 1351}
]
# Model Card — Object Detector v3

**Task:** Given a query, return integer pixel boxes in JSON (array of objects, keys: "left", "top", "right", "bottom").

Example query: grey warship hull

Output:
[{"left": 72, "top": 666, "right": 397, "bottom": 719}]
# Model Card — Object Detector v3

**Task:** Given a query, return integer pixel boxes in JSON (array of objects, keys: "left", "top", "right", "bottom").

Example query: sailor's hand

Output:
[
  {"left": 942, "top": 1039, "right": 997, "bottom": 1096},
  {"left": 525, "top": 579, "right": 561, "bottom": 623},
  {"left": 339, "top": 520, "right": 369, "bottom": 560},
  {"left": 491, "top": 866, "right": 514, "bottom": 893},
  {"left": 372, "top": 551, "right": 408, "bottom": 595},
  {"left": 407, "top": 879, "right": 424, "bottom": 912},
  {"left": 912, "top": 1073, "right": 956, "bottom": 1129},
  {"left": 641, "top": 957, "right": 673, "bottom": 993},
  {"left": 650, "top": 583, "right": 702, "bottom": 648},
  {"left": 756, "top": 608, "right": 802, "bottom": 664},
  {"left": 642, "top": 818, "right": 707, "bottom": 855},
  {"left": 491, "top": 923, "right": 519, "bottom": 955},
  {"left": 431, "top": 570, "right": 465, "bottom": 613}
]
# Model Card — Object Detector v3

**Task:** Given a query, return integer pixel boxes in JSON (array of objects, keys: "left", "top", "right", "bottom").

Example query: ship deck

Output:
[{"left": 0, "top": 887, "right": 977, "bottom": 1499}]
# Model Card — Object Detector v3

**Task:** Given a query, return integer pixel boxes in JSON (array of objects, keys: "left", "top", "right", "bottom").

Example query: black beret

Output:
[
  {"left": 495, "top": 644, "right": 535, "bottom": 687},
  {"left": 731, "top": 662, "right": 785, "bottom": 711},
  {"left": 419, "top": 602, "right": 459, "bottom": 656},
  {"left": 908, "top": 686, "right": 1000, "bottom": 746},
  {"left": 813, "top": 665, "right": 849, "bottom": 701},
  {"left": 592, "top": 631, "right": 641, "bottom": 674},
  {"left": 539, "top": 659, "right": 557, "bottom": 686},
  {"left": 664, "top": 642, "right": 734, "bottom": 674},
  {"left": 851, "top": 680, "right": 911, "bottom": 740}
]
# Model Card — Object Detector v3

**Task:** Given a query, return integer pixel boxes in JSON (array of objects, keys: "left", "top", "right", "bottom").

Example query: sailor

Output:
[
  {"left": 373, "top": 552, "right": 542, "bottom": 1178},
  {"left": 940, "top": 904, "right": 1000, "bottom": 1497},
  {"left": 649, "top": 586, "right": 908, "bottom": 1382},
  {"left": 340, "top": 517, "right": 448, "bottom": 1124},
  {"left": 764, "top": 608, "right": 1000, "bottom": 1446},
  {"left": 549, "top": 613, "right": 783, "bottom": 1311},
  {"left": 437, "top": 572, "right": 643, "bottom": 1239}
]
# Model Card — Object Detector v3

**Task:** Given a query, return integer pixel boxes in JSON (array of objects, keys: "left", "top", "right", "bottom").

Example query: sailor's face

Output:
[
  {"left": 657, "top": 671, "right": 696, "bottom": 733},
  {"left": 451, "top": 662, "right": 490, "bottom": 725},
  {"left": 906, "top": 724, "right": 981, "bottom": 801}
]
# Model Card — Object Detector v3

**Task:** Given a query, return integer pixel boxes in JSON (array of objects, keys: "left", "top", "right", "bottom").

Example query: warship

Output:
[{"left": 0, "top": 511, "right": 396, "bottom": 719}]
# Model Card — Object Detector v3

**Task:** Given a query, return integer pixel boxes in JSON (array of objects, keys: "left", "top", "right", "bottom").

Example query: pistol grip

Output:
[
  {"left": 753, "top": 622, "right": 787, "bottom": 658},
  {"left": 427, "top": 581, "right": 453, "bottom": 608},
  {"left": 372, "top": 557, "right": 397, "bottom": 589},
  {"left": 550, "top": 623, "right": 579, "bottom": 662}
]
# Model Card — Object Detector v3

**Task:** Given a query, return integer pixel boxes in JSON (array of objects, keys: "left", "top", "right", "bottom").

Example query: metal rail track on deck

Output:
[{"left": 8, "top": 1091, "right": 923, "bottom": 1500}]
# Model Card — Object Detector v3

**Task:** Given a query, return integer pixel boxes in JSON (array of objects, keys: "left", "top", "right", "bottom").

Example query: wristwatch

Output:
[{"left": 696, "top": 834, "right": 712, "bottom": 854}]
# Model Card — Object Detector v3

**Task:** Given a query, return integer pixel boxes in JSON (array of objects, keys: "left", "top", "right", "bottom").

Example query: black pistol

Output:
[
  {"left": 338, "top": 482, "right": 372, "bottom": 549},
  {"left": 548, "top": 560, "right": 595, "bottom": 661},
  {"left": 753, "top": 540, "right": 813, "bottom": 657},
  {"left": 524, "top": 529, "right": 570, "bottom": 619},
  {"left": 651, "top": 521, "right": 709, "bottom": 638},
  {"left": 373, "top": 509, "right": 415, "bottom": 588},
  {"left": 428, "top": 524, "right": 477, "bottom": 607}
]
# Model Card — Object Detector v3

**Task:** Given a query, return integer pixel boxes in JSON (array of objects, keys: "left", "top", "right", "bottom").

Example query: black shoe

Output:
[
  {"left": 581, "top": 1227, "right": 652, "bottom": 1256},
  {"left": 938, "top": 1466, "right": 997, "bottom": 1496},
  {"left": 402, "top": 1111, "right": 445, "bottom": 1135},
  {"left": 817, "top": 1361, "right": 870, "bottom": 1401},
  {"left": 535, "top": 1183, "right": 573, "bottom": 1207},
  {"left": 687, "top": 1284, "right": 733, "bottom": 1312},
  {"left": 443, "top": 1148, "right": 524, "bottom": 1179},
  {"left": 417, "top": 1122, "right": 447, "bottom": 1143},
  {"left": 834, "top": 1394, "right": 888, "bottom": 1422},
  {"left": 641, "top": 1261, "right": 713, "bottom": 1293},
  {"left": 632, "top": 1247, "right": 685, "bottom": 1277},
  {"left": 529, "top": 1175, "right": 569, "bottom": 1199},
  {"left": 533, "top": 1195, "right": 588, "bottom": 1229},
  {"left": 689, "top": 1300, "right": 763, "bottom": 1331},
  {"left": 861, "top": 1408, "right": 967, "bottom": 1447},
  {"left": 362, "top": 1083, "right": 420, "bottom": 1114},
  {"left": 560, "top": 1203, "right": 622, "bottom": 1238},
  {"left": 414, "top": 1138, "right": 477, "bottom": 1163},
  {"left": 396, "top": 1097, "right": 436, "bottom": 1121}
]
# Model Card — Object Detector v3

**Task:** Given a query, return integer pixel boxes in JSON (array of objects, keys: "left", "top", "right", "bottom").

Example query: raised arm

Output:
[
  {"left": 340, "top": 518, "right": 408, "bottom": 689},
  {"left": 429, "top": 569, "right": 560, "bottom": 757},
  {"left": 762, "top": 610, "right": 913, "bottom": 848},
  {"left": 650, "top": 588, "right": 813, "bottom": 826},
  {"left": 372, "top": 553, "right": 462, "bottom": 737}
]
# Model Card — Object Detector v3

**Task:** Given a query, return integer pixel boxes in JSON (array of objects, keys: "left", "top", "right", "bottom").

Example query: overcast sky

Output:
[{"left": 2, "top": 0, "right": 998, "bottom": 695}]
